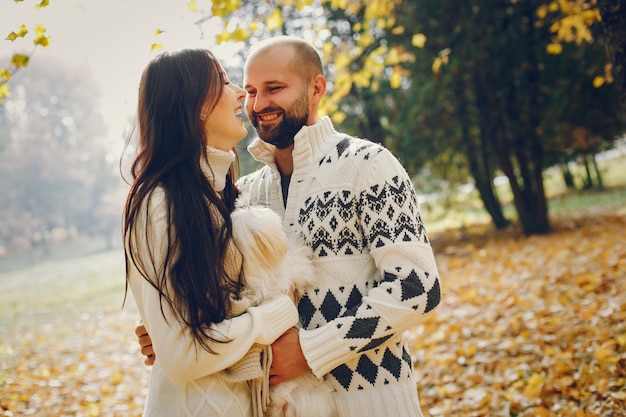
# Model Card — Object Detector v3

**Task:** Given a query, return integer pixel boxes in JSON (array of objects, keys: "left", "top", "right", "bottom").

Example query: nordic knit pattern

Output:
[
  {"left": 127, "top": 147, "right": 299, "bottom": 417},
  {"left": 237, "top": 117, "right": 441, "bottom": 417}
]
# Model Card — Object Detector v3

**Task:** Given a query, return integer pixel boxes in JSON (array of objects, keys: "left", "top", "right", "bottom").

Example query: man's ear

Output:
[{"left": 311, "top": 74, "right": 327, "bottom": 102}]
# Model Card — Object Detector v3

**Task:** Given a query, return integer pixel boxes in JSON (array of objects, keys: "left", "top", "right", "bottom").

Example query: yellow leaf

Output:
[
  {"left": 6, "top": 32, "right": 17, "bottom": 41},
  {"left": 391, "top": 25, "right": 404, "bottom": 35},
  {"left": 593, "top": 76, "right": 605, "bottom": 88},
  {"left": 150, "top": 43, "right": 163, "bottom": 52},
  {"left": 10, "top": 53, "right": 29, "bottom": 68},
  {"left": 412, "top": 33, "right": 427, "bottom": 48},
  {"left": 35, "top": 0, "right": 49, "bottom": 8},
  {"left": 33, "top": 24, "right": 50, "bottom": 47},
  {"left": 216, "top": 32, "right": 231, "bottom": 44},
  {"left": 231, "top": 28, "right": 249, "bottom": 42},
  {"left": 155, "top": 28, "right": 165, "bottom": 36},
  {"left": 0, "top": 69, "right": 11, "bottom": 81},
  {"left": 266, "top": 8, "right": 283, "bottom": 32},
  {"left": 593, "top": 346, "right": 618, "bottom": 365},
  {"left": 549, "top": 1, "right": 559, "bottom": 12},
  {"left": 212, "top": 0, "right": 242, "bottom": 17},
  {"left": 389, "top": 66, "right": 402, "bottom": 89},
  {"left": 0, "top": 83, "right": 10, "bottom": 102},
  {"left": 532, "top": 406, "right": 551, "bottom": 417},
  {"left": 546, "top": 43, "right": 563, "bottom": 55},
  {"left": 353, "top": 70, "right": 371, "bottom": 88},
  {"left": 111, "top": 372, "right": 123, "bottom": 385},
  {"left": 334, "top": 53, "right": 351, "bottom": 71},
  {"left": 357, "top": 31, "right": 375, "bottom": 48},
  {"left": 322, "top": 41, "right": 334, "bottom": 57},
  {"left": 331, "top": 111, "right": 346, "bottom": 124},
  {"left": 523, "top": 373, "right": 544, "bottom": 398},
  {"left": 187, "top": 0, "right": 197, "bottom": 12},
  {"left": 537, "top": 5, "right": 548, "bottom": 19},
  {"left": 331, "top": 79, "right": 352, "bottom": 102}
]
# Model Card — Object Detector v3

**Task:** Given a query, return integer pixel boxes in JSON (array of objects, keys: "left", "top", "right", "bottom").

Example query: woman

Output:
[{"left": 122, "top": 49, "right": 299, "bottom": 417}]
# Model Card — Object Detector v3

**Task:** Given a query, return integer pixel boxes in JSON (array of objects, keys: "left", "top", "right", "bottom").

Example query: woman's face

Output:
[{"left": 202, "top": 74, "right": 248, "bottom": 151}]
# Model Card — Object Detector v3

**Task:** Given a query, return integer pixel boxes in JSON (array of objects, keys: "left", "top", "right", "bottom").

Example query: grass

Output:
[{"left": 0, "top": 249, "right": 129, "bottom": 341}]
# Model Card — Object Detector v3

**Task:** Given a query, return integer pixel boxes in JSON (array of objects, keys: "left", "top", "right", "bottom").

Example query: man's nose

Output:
[{"left": 251, "top": 93, "right": 270, "bottom": 113}]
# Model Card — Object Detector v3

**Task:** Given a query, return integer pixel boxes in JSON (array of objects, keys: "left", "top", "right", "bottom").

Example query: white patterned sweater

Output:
[{"left": 237, "top": 117, "right": 442, "bottom": 416}]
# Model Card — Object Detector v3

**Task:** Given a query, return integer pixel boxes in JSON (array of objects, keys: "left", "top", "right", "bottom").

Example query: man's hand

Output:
[
  {"left": 135, "top": 323, "right": 155, "bottom": 366},
  {"left": 269, "top": 327, "right": 310, "bottom": 386}
]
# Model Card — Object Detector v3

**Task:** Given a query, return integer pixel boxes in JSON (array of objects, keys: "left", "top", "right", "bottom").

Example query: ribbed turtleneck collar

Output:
[
  {"left": 201, "top": 146, "right": 236, "bottom": 192},
  {"left": 247, "top": 116, "right": 342, "bottom": 172}
]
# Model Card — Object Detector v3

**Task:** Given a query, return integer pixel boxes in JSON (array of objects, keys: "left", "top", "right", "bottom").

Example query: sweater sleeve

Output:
[
  {"left": 299, "top": 148, "right": 442, "bottom": 377},
  {"left": 127, "top": 189, "right": 299, "bottom": 384}
]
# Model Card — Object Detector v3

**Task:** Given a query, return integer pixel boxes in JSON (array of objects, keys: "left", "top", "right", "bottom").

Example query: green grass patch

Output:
[
  {"left": 0, "top": 250, "right": 127, "bottom": 331},
  {"left": 421, "top": 153, "right": 626, "bottom": 233}
]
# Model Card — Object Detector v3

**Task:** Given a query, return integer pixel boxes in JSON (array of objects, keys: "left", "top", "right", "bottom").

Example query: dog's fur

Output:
[{"left": 231, "top": 197, "right": 335, "bottom": 417}]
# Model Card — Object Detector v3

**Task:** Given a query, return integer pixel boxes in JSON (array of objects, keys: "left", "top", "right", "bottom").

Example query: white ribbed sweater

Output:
[
  {"left": 238, "top": 117, "right": 442, "bottom": 417},
  {"left": 127, "top": 147, "right": 299, "bottom": 417}
]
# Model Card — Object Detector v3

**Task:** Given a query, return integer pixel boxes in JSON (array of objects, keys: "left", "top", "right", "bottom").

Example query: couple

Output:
[{"left": 123, "top": 36, "right": 442, "bottom": 417}]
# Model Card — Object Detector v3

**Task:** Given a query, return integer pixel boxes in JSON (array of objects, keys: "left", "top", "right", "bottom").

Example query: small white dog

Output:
[{"left": 231, "top": 196, "right": 336, "bottom": 417}]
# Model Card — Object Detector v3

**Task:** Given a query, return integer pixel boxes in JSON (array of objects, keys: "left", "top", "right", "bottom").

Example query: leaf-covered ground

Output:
[
  {"left": 1, "top": 212, "right": 625, "bottom": 416},
  {"left": 414, "top": 212, "right": 626, "bottom": 416}
]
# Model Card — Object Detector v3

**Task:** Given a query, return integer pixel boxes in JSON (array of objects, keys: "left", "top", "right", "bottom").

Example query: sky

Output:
[{"left": 1, "top": 0, "right": 243, "bottom": 154}]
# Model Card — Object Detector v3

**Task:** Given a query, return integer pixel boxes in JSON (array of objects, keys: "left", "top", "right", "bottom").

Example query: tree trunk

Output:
[
  {"left": 592, "top": 153, "right": 605, "bottom": 190},
  {"left": 582, "top": 153, "right": 594, "bottom": 189},
  {"left": 459, "top": 73, "right": 510, "bottom": 229},
  {"left": 466, "top": 144, "right": 510, "bottom": 229},
  {"left": 561, "top": 163, "right": 576, "bottom": 189}
]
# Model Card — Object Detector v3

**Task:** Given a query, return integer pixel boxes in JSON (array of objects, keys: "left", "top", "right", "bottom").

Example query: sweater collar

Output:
[
  {"left": 247, "top": 116, "right": 343, "bottom": 172},
  {"left": 201, "top": 146, "right": 235, "bottom": 192}
]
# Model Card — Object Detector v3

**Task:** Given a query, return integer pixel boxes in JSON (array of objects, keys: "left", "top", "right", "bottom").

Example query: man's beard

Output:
[{"left": 251, "top": 91, "right": 309, "bottom": 149}]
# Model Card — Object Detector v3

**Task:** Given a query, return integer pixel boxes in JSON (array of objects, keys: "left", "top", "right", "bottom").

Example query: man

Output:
[{"left": 137, "top": 36, "right": 441, "bottom": 416}]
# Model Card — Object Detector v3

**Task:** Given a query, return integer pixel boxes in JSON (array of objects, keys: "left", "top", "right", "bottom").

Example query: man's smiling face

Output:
[{"left": 244, "top": 45, "right": 312, "bottom": 149}]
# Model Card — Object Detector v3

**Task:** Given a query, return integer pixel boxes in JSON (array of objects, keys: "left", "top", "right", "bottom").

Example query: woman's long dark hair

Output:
[{"left": 121, "top": 49, "right": 242, "bottom": 352}]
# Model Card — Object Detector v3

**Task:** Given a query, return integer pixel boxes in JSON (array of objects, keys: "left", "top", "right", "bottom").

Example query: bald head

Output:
[{"left": 246, "top": 36, "right": 324, "bottom": 81}]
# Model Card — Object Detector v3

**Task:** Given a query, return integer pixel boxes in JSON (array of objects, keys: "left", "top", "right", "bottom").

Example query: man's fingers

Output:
[
  {"left": 135, "top": 324, "right": 147, "bottom": 337},
  {"left": 141, "top": 346, "right": 153, "bottom": 356},
  {"left": 138, "top": 334, "right": 152, "bottom": 349}
]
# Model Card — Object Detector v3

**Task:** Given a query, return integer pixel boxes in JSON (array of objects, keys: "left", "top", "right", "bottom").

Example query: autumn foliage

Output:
[{"left": 415, "top": 212, "right": 626, "bottom": 416}]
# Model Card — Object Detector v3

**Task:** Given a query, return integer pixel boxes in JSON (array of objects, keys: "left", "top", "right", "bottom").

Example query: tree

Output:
[{"left": 0, "top": 57, "right": 118, "bottom": 254}]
